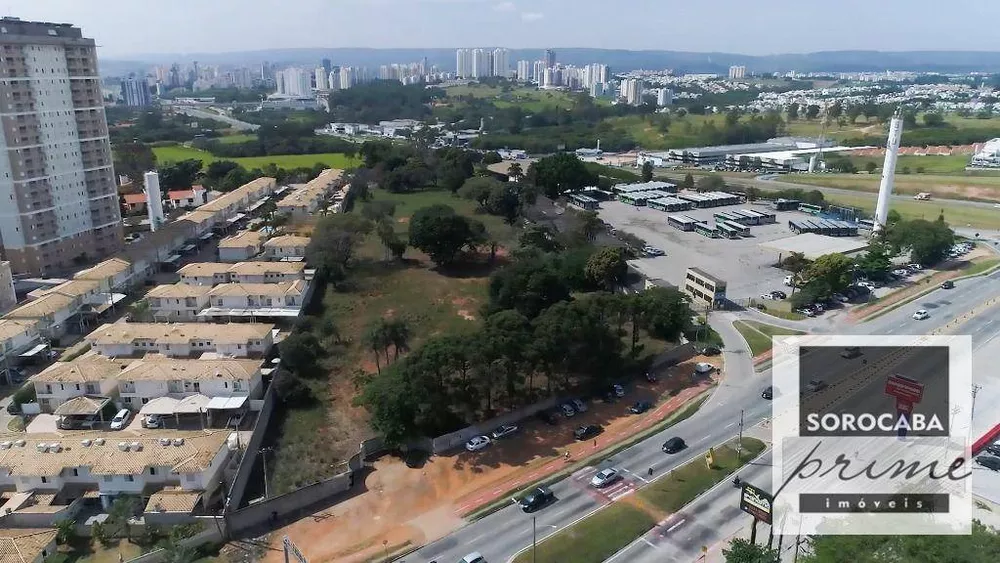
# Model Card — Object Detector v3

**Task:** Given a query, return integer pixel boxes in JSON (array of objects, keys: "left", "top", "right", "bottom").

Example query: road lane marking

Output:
[
  {"left": 725, "top": 422, "right": 736, "bottom": 429},
  {"left": 666, "top": 518, "right": 687, "bottom": 533},
  {"left": 642, "top": 538, "right": 659, "bottom": 549}
]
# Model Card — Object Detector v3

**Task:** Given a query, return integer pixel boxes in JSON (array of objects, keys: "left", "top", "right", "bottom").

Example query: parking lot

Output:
[{"left": 598, "top": 200, "right": 865, "bottom": 300}]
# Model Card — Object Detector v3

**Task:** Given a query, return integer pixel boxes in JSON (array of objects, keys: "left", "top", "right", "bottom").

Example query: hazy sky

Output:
[{"left": 6, "top": 0, "right": 1000, "bottom": 58}]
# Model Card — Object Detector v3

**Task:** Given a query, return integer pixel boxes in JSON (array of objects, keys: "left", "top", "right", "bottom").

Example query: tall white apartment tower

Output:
[
  {"left": 516, "top": 60, "right": 531, "bottom": 82},
  {"left": 0, "top": 18, "right": 123, "bottom": 275},
  {"left": 314, "top": 67, "right": 328, "bottom": 90},
  {"left": 492, "top": 48, "right": 509, "bottom": 78},
  {"left": 143, "top": 171, "right": 164, "bottom": 232},
  {"left": 456, "top": 48, "right": 473, "bottom": 78},
  {"left": 472, "top": 49, "right": 491, "bottom": 78}
]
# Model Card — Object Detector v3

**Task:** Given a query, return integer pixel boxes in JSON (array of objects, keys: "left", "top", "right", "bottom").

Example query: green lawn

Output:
[
  {"left": 606, "top": 114, "right": 725, "bottom": 150},
  {"left": 368, "top": 188, "right": 519, "bottom": 244},
  {"left": 734, "top": 321, "right": 804, "bottom": 356},
  {"left": 152, "top": 144, "right": 360, "bottom": 170},
  {"left": 512, "top": 438, "right": 766, "bottom": 563},
  {"left": 216, "top": 133, "right": 257, "bottom": 144},
  {"left": 841, "top": 153, "right": 977, "bottom": 175},
  {"left": 819, "top": 190, "right": 1000, "bottom": 230}
]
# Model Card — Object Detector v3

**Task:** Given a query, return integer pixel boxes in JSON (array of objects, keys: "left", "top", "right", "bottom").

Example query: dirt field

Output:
[{"left": 263, "top": 354, "right": 721, "bottom": 563}]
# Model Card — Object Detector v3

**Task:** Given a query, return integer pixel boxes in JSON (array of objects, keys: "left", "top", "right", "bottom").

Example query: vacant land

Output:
[
  {"left": 512, "top": 437, "right": 766, "bottom": 563},
  {"left": 151, "top": 144, "right": 360, "bottom": 170},
  {"left": 781, "top": 171, "right": 1000, "bottom": 201},
  {"left": 734, "top": 321, "right": 804, "bottom": 356},
  {"left": 215, "top": 133, "right": 258, "bottom": 144}
]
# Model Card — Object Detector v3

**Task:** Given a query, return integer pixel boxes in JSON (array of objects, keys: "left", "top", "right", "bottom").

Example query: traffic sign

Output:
[
  {"left": 885, "top": 374, "right": 923, "bottom": 404},
  {"left": 896, "top": 399, "right": 913, "bottom": 438}
]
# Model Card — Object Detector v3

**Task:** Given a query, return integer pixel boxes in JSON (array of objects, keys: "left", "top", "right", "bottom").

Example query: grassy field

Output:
[
  {"left": 512, "top": 438, "right": 766, "bottom": 563},
  {"left": 784, "top": 119, "right": 882, "bottom": 142},
  {"left": 442, "top": 84, "right": 602, "bottom": 112},
  {"left": 606, "top": 114, "right": 725, "bottom": 150},
  {"left": 812, "top": 189, "right": 1000, "bottom": 230},
  {"left": 269, "top": 188, "right": 516, "bottom": 492},
  {"left": 215, "top": 133, "right": 257, "bottom": 144},
  {"left": 734, "top": 321, "right": 804, "bottom": 356},
  {"left": 152, "top": 144, "right": 360, "bottom": 170}
]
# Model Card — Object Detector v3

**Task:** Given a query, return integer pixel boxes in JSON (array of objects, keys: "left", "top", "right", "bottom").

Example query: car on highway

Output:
[
  {"left": 841, "top": 346, "right": 862, "bottom": 359},
  {"left": 761, "top": 386, "right": 773, "bottom": 400},
  {"left": 629, "top": 401, "right": 653, "bottom": 414},
  {"left": 805, "top": 379, "right": 827, "bottom": 393},
  {"left": 941, "top": 280, "right": 954, "bottom": 289},
  {"left": 560, "top": 403, "right": 576, "bottom": 418},
  {"left": 460, "top": 551, "right": 487, "bottom": 563},
  {"left": 571, "top": 398, "right": 588, "bottom": 413},
  {"left": 612, "top": 383, "right": 625, "bottom": 398},
  {"left": 913, "top": 309, "right": 930, "bottom": 320},
  {"left": 110, "top": 409, "right": 132, "bottom": 430},
  {"left": 519, "top": 486, "right": 555, "bottom": 512},
  {"left": 574, "top": 424, "right": 603, "bottom": 440},
  {"left": 490, "top": 424, "right": 518, "bottom": 440},
  {"left": 974, "top": 455, "right": 1000, "bottom": 471},
  {"left": 662, "top": 437, "right": 686, "bottom": 453},
  {"left": 590, "top": 468, "right": 621, "bottom": 488},
  {"left": 465, "top": 436, "right": 491, "bottom": 452}
]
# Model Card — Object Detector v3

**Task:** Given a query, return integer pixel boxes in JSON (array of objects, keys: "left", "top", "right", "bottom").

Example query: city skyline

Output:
[{"left": 6, "top": 0, "right": 1000, "bottom": 59}]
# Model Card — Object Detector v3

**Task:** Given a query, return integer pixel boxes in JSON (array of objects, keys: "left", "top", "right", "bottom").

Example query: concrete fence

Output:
[
  {"left": 225, "top": 381, "right": 277, "bottom": 511},
  {"left": 651, "top": 342, "right": 699, "bottom": 370},
  {"left": 429, "top": 397, "right": 561, "bottom": 454}
]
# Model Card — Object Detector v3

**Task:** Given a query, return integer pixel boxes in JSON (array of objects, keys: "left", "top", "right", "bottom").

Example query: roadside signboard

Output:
[
  {"left": 739, "top": 483, "right": 773, "bottom": 525},
  {"left": 885, "top": 374, "right": 924, "bottom": 404}
]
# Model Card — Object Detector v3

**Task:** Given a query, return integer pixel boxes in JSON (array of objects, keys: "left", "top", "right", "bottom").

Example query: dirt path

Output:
[{"left": 263, "top": 356, "right": 720, "bottom": 563}]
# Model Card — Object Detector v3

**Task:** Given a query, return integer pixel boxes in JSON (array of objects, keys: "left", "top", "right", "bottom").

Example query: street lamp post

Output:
[
  {"left": 260, "top": 447, "right": 273, "bottom": 499},
  {"left": 532, "top": 516, "right": 537, "bottom": 563}
]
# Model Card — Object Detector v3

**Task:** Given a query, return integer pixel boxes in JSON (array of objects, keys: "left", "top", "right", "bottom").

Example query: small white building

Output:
[
  {"left": 85, "top": 322, "right": 275, "bottom": 359},
  {"left": 145, "top": 285, "right": 213, "bottom": 322},
  {"left": 262, "top": 235, "right": 311, "bottom": 261},
  {"left": 218, "top": 230, "right": 267, "bottom": 262},
  {"left": 30, "top": 353, "right": 127, "bottom": 413},
  {"left": 226, "top": 261, "right": 306, "bottom": 284},
  {"left": 177, "top": 263, "right": 233, "bottom": 286},
  {"left": 116, "top": 355, "right": 265, "bottom": 406},
  {"left": 167, "top": 186, "right": 208, "bottom": 209}
]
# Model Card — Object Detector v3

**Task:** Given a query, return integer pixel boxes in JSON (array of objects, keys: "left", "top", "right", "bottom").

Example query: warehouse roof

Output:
[{"left": 760, "top": 233, "right": 869, "bottom": 261}]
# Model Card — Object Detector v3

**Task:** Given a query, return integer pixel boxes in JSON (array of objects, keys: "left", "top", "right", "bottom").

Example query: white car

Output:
[
  {"left": 460, "top": 552, "right": 487, "bottom": 563},
  {"left": 913, "top": 310, "right": 930, "bottom": 320},
  {"left": 465, "top": 436, "right": 491, "bottom": 452},
  {"left": 142, "top": 414, "right": 163, "bottom": 429},
  {"left": 110, "top": 409, "right": 132, "bottom": 430},
  {"left": 590, "top": 468, "right": 621, "bottom": 488},
  {"left": 759, "top": 293, "right": 774, "bottom": 300},
  {"left": 907, "top": 263, "right": 922, "bottom": 271}
]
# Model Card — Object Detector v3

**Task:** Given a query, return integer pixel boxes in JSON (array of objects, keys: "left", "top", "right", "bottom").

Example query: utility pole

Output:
[
  {"left": 737, "top": 409, "right": 745, "bottom": 460},
  {"left": 972, "top": 384, "right": 983, "bottom": 419},
  {"left": 532, "top": 516, "right": 537, "bottom": 563},
  {"left": 260, "top": 447, "right": 273, "bottom": 499}
]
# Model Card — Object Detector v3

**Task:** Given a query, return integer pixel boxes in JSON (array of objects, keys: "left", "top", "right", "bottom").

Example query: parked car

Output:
[
  {"left": 560, "top": 403, "right": 576, "bottom": 418},
  {"left": 913, "top": 309, "right": 930, "bottom": 320},
  {"left": 519, "top": 486, "right": 555, "bottom": 512},
  {"left": 571, "top": 398, "right": 588, "bottom": 413},
  {"left": 629, "top": 401, "right": 653, "bottom": 414},
  {"left": 701, "top": 346, "right": 722, "bottom": 356},
  {"left": 770, "top": 291, "right": 787, "bottom": 300},
  {"left": 645, "top": 371, "right": 658, "bottom": 383},
  {"left": 974, "top": 456, "right": 1000, "bottom": 471},
  {"left": 590, "top": 468, "right": 621, "bottom": 488},
  {"left": 460, "top": 552, "right": 487, "bottom": 563},
  {"left": 984, "top": 443, "right": 1000, "bottom": 457},
  {"left": 574, "top": 424, "right": 603, "bottom": 440},
  {"left": 490, "top": 424, "right": 519, "bottom": 440},
  {"left": 536, "top": 409, "right": 560, "bottom": 426},
  {"left": 907, "top": 263, "right": 923, "bottom": 271},
  {"left": 142, "top": 414, "right": 164, "bottom": 429},
  {"left": 797, "top": 308, "right": 816, "bottom": 317},
  {"left": 662, "top": 437, "right": 686, "bottom": 454},
  {"left": 612, "top": 384, "right": 625, "bottom": 398},
  {"left": 805, "top": 379, "right": 828, "bottom": 393},
  {"left": 759, "top": 292, "right": 774, "bottom": 300},
  {"left": 941, "top": 280, "right": 955, "bottom": 289},
  {"left": 841, "top": 347, "right": 862, "bottom": 359},
  {"left": 110, "top": 409, "right": 132, "bottom": 430},
  {"left": 783, "top": 274, "right": 796, "bottom": 286},
  {"left": 465, "top": 436, "right": 491, "bottom": 452},
  {"left": 761, "top": 386, "right": 773, "bottom": 400}
]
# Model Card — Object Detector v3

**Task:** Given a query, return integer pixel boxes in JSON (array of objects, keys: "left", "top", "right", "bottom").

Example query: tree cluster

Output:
[
  {"left": 328, "top": 80, "right": 444, "bottom": 123},
  {"left": 357, "top": 141, "right": 480, "bottom": 194},
  {"left": 882, "top": 215, "right": 955, "bottom": 266},
  {"left": 200, "top": 135, "right": 357, "bottom": 159},
  {"left": 458, "top": 176, "right": 537, "bottom": 225},
  {"left": 527, "top": 153, "right": 599, "bottom": 199},
  {"left": 106, "top": 107, "right": 227, "bottom": 144},
  {"left": 408, "top": 204, "right": 487, "bottom": 266}
]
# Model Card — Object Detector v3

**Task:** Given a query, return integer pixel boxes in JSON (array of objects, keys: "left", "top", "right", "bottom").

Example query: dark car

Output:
[
  {"left": 612, "top": 383, "right": 625, "bottom": 397},
  {"left": 629, "top": 401, "right": 652, "bottom": 414},
  {"left": 985, "top": 443, "right": 1000, "bottom": 457},
  {"left": 770, "top": 291, "right": 787, "bottom": 300},
  {"left": 941, "top": 280, "right": 955, "bottom": 289},
  {"left": 519, "top": 485, "right": 555, "bottom": 512},
  {"left": 536, "top": 409, "right": 560, "bottom": 426},
  {"left": 975, "top": 455, "right": 1000, "bottom": 471},
  {"left": 701, "top": 346, "right": 722, "bottom": 356},
  {"left": 490, "top": 424, "right": 519, "bottom": 440},
  {"left": 662, "top": 437, "right": 686, "bottom": 454},
  {"left": 805, "top": 379, "right": 827, "bottom": 393},
  {"left": 841, "top": 347, "right": 862, "bottom": 359},
  {"left": 645, "top": 371, "right": 658, "bottom": 383},
  {"left": 574, "top": 424, "right": 603, "bottom": 440},
  {"left": 761, "top": 386, "right": 773, "bottom": 400}
]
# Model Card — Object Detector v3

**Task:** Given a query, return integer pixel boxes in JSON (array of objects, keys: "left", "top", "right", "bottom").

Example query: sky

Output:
[{"left": 6, "top": 0, "right": 1000, "bottom": 59}]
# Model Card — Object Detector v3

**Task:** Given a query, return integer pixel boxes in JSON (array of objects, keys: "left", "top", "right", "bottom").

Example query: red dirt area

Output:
[{"left": 263, "top": 355, "right": 720, "bottom": 563}]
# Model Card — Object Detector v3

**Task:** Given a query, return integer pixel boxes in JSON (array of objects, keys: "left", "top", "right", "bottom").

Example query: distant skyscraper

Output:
[
  {"left": 621, "top": 78, "right": 643, "bottom": 106},
  {"left": 516, "top": 60, "right": 531, "bottom": 81},
  {"left": 472, "top": 48, "right": 491, "bottom": 78},
  {"left": 456, "top": 48, "right": 474, "bottom": 78},
  {"left": 532, "top": 60, "right": 546, "bottom": 83},
  {"left": 0, "top": 18, "right": 122, "bottom": 274},
  {"left": 492, "top": 48, "right": 509, "bottom": 78},
  {"left": 278, "top": 67, "right": 311, "bottom": 96},
  {"left": 121, "top": 74, "right": 152, "bottom": 107},
  {"left": 314, "top": 67, "right": 328, "bottom": 90},
  {"left": 656, "top": 88, "right": 674, "bottom": 106},
  {"left": 728, "top": 65, "right": 747, "bottom": 79},
  {"left": 322, "top": 58, "right": 332, "bottom": 74},
  {"left": 544, "top": 49, "right": 556, "bottom": 68}
]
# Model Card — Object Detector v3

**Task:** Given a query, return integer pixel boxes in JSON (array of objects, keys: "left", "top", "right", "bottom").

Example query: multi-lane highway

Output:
[{"left": 409, "top": 265, "right": 1000, "bottom": 563}]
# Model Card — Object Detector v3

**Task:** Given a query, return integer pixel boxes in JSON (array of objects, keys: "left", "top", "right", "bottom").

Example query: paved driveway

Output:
[{"left": 26, "top": 414, "right": 60, "bottom": 433}]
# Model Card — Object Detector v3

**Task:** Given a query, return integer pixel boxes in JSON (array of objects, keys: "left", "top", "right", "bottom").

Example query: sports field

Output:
[{"left": 152, "top": 145, "right": 360, "bottom": 170}]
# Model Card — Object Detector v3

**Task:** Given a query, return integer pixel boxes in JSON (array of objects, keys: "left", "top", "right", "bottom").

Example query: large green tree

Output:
[
  {"left": 804, "top": 253, "right": 855, "bottom": 295},
  {"left": 113, "top": 142, "right": 156, "bottom": 185},
  {"left": 722, "top": 538, "right": 780, "bottom": 562},
  {"left": 801, "top": 520, "right": 1000, "bottom": 563},
  {"left": 527, "top": 153, "right": 597, "bottom": 199},
  {"left": 585, "top": 246, "right": 629, "bottom": 291},
  {"left": 886, "top": 216, "right": 955, "bottom": 266},
  {"left": 488, "top": 255, "right": 571, "bottom": 318},
  {"left": 306, "top": 214, "right": 373, "bottom": 280},
  {"left": 408, "top": 204, "right": 484, "bottom": 266}
]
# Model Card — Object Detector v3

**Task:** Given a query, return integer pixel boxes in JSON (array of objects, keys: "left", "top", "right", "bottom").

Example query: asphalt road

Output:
[
  {"left": 168, "top": 105, "right": 261, "bottom": 131},
  {"left": 408, "top": 270, "right": 1000, "bottom": 563}
]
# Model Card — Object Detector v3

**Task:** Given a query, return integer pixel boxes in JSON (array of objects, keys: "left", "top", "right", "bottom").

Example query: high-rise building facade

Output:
[
  {"left": 492, "top": 48, "right": 509, "bottom": 78},
  {"left": 0, "top": 18, "right": 123, "bottom": 275},
  {"left": 456, "top": 48, "right": 473, "bottom": 78},
  {"left": 314, "top": 67, "right": 328, "bottom": 90},
  {"left": 621, "top": 78, "right": 643, "bottom": 106},
  {"left": 544, "top": 49, "right": 556, "bottom": 68},
  {"left": 472, "top": 48, "right": 491, "bottom": 79},
  {"left": 516, "top": 60, "right": 531, "bottom": 81},
  {"left": 277, "top": 67, "right": 311, "bottom": 96},
  {"left": 728, "top": 65, "right": 746, "bottom": 79},
  {"left": 120, "top": 74, "right": 151, "bottom": 107}
]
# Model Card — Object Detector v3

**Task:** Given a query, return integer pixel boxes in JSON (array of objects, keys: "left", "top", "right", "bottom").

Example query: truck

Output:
[{"left": 914, "top": 192, "right": 932, "bottom": 201}]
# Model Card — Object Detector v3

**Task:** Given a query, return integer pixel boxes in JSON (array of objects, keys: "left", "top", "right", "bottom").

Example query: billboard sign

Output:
[{"left": 739, "top": 483, "right": 774, "bottom": 525}]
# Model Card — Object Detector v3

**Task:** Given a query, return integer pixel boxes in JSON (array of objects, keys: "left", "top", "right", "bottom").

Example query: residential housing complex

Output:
[
  {"left": 262, "top": 235, "right": 311, "bottom": 260},
  {"left": 218, "top": 230, "right": 267, "bottom": 262},
  {"left": 275, "top": 168, "right": 346, "bottom": 219},
  {"left": 86, "top": 322, "right": 274, "bottom": 359}
]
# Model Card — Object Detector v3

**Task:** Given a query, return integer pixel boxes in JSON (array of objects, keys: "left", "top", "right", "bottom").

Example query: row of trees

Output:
[{"left": 328, "top": 80, "right": 443, "bottom": 124}]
